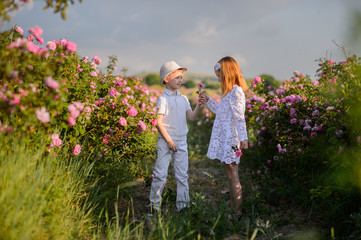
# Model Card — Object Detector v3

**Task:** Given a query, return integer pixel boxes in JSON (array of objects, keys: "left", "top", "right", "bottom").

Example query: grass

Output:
[
  {"left": 0, "top": 134, "right": 335, "bottom": 239},
  {"left": 0, "top": 135, "right": 95, "bottom": 239}
]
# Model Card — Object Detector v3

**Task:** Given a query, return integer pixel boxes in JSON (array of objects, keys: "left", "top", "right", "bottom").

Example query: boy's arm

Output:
[
  {"left": 186, "top": 104, "right": 202, "bottom": 121},
  {"left": 186, "top": 95, "right": 206, "bottom": 121},
  {"left": 156, "top": 114, "right": 177, "bottom": 152}
]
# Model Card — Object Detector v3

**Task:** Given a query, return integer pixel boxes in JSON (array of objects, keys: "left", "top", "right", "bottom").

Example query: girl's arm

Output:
[
  {"left": 229, "top": 87, "right": 248, "bottom": 147},
  {"left": 201, "top": 93, "right": 218, "bottom": 114},
  {"left": 156, "top": 114, "right": 177, "bottom": 152}
]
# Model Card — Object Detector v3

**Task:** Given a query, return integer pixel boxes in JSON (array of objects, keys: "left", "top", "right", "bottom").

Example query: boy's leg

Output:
[
  {"left": 173, "top": 139, "right": 190, "bottom": 211},
  {"left": 149, "top": 137, "right": 172, "bottom": 211}
]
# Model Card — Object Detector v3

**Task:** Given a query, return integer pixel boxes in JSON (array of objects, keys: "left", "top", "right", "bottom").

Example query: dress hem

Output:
[{"left": 207, "top": 155, "right": 240, "bottom": 165}]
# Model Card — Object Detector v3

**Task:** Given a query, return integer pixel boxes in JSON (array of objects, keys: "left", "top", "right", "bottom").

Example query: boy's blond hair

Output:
[{"left": 163, "top": 69, "right": 185, "bottom": 84}]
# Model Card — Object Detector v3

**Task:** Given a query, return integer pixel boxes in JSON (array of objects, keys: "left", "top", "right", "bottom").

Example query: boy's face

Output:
[{"left": 165, "top": 70, "right": 184, "bottom": 91}]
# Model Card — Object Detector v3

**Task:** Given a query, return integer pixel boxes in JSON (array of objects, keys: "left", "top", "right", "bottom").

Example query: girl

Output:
[{"left": 200, "top": 56, "right": 248, "bottom": 219}]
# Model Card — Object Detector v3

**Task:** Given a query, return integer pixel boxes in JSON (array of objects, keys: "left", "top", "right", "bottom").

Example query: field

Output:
[{"left": 1, "top": 21, "right": 361, "bottom": 239}]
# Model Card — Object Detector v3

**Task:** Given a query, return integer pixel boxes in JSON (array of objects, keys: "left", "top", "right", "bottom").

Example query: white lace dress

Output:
[{"left": 205, "top": 85, "right": 248, "bottom": 164}]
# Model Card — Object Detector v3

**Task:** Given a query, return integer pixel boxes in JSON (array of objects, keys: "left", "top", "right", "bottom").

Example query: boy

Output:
[{"left": 149, "top": 61, "right": 205, "bottom": 213}]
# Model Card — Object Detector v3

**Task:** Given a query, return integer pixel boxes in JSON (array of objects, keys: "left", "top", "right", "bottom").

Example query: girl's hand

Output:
[
  {"left": 199, "top": 92, "right": 209, "bottom": 102},
  {"left": 238, "top": 140, "right": 248, "bottom": 150}
]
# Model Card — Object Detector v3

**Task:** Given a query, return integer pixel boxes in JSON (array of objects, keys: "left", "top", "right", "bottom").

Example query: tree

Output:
[
  {"left": 259, "top": 74, "right": 281, "bottom": 89},
  {"left": 0, "top": 0, "right": 82, "bottom": 23},
  {"left": 144, "top": 73, "right": 161, "bottom": 86},
  {"left": 183, "top": 79, "right": 196, "bottom": 88}
]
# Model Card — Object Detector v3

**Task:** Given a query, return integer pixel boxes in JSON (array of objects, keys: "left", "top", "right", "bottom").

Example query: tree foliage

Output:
[
  {"left": 0, "top": 0, "right": 82, "bottom": 23},
  {"left": 144, "top": 73, "right": 161, "bottom": 86},
  {"left": 259, "top": 74, "right": 281, "bottom": 88}
]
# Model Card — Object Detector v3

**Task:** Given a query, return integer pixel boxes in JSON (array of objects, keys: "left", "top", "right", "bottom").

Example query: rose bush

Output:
[
  {"left": 0, "top": 25, "right": 158, "bottom": 200},
  {"left": 243, "top": 56, "right": 361, "bottom": 234}
]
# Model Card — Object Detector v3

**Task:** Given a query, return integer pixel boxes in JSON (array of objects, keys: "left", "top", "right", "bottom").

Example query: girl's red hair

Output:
[{"left": 217, "top": 56, "right": 248, "bottom": 96}]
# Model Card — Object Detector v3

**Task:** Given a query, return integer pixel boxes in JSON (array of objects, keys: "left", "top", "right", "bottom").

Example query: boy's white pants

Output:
[{"left": 149, "top": 137, "right": 189, "bottom": 211}]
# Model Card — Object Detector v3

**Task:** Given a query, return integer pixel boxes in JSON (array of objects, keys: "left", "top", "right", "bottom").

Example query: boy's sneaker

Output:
[
  {"left": 146, "top": 204, "right": 159, "bottom": 217},
  {"left": 179, "top": 207, "right": 190, "bottom": 214}
]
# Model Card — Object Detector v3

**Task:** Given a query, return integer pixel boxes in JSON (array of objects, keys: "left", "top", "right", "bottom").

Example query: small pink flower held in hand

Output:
[
  {"left": 235, "top": 150, "right": 242, "bottom": 157},
  {"left": 196, "top": 82, "right": 205, "bottom": 95}
]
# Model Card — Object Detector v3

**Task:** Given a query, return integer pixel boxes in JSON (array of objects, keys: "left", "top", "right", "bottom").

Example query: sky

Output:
[{"left": 3, "top": 0, "right": 361, "bottom": 80}]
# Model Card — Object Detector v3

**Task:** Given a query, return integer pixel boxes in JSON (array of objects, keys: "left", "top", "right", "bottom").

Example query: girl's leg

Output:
[{"left": 224, "top": 162, "right": 242, "bottom": 215}]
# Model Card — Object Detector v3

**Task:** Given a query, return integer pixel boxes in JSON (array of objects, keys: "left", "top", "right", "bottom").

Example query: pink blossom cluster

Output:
[
  {"left": 36, "top": 107, "right": 50, "bottom": 123},
  {"left": 0, "top": 121, "right": 14, "bottom": 133},
  {"left": 277, "top": 144, "right": 286, "bottom": 154},
  {"left": 92, "top": 56, "right": 101, "bottom": 65},
  {"left": 51, "top": 134, "right": 62, "bottom": 147},
  {"left": 44, "top": 77, "right": 59, "bottom": 90},
  {"left": 73, "top": 144, "right": 81, "bottom": 155},
  {"left": 67, "top": 102, "right": 84, "bottom": 126}
]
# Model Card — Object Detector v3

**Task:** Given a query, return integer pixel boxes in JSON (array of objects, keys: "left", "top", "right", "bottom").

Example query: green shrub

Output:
[
  {"left": 0, "top": 135, "right": 94, "bottom": 239},
  {"left": 243, "top": 57, "right": 361, "bottom": 236}
]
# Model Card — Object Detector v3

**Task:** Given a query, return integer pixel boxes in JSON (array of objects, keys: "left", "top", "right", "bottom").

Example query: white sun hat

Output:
[{"left": 159, "top": 61, "right": 187, "bottom": 84}]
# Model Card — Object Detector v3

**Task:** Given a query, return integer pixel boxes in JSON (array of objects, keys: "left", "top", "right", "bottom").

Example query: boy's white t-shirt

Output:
[{"left": 156, "top": 88, "right": 191, "bottom": 140}]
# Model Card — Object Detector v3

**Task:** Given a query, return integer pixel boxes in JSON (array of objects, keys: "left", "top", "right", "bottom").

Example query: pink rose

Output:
[
  {"left": 44, "top": 77, "right": 59, "bottom": 90},
  {"left": 103, "top": 137, "right": 108, "bottom": 145},
  {"left": 26, "top": 41, "right": 39, "bottom": 54},
  {"left": 92, "top": 56, "right": 101, "bottom": 65},
  {"left": 150, "top": 119, "right": 157, "bottom": 126},
  {"left": 73, "top": 101, "right": 84, "bottom": 112},
  {"left": 60, "top": 39, "right": 67, "bottom": 46},
  {"left": 119, "top": 117, "right": 127, "bottom": 126},
  {"left": 51, "top": 134, "right": 62, "bottom": 147},
  {"left": 138, "top": 120, "right": 147, "bottom": 131},
  {"left": 254, "top": 76, "right": 261, "bottom": 83},
  {"left": 72, "top": 144, "right": 81, "bottom": 155},
  {"left": 128, "top": 107, "right": 138, "bottom": 117},
  {"left": 29, "top": 25, "right": 43, "bottom": 38},
  {"left": 68, "top": 116, "right": 76, "bottom": 126},
  {"left": 90, "top": 71, "right": 98, "bottom": 77},
  {"left": 68, "top": 104, "right": 80, "bottom": 119},
  {"left": 82, "top": 56, "right": 88, "bottom": 63},
  {"left": 46, "top": 41, "right": 57, "bottom": 50},
  {"left": 310, "top": 132, "right": 317, "bottom": 138},
  {"left": 15, "top": 26, "right": 24, "bottom": 35},
  {"left": 65, "top": 41, "right": 77, "bottom": 52},
  {"left": 235, "top": 150, "right": 242, "bottom": 157},
  {"left": 36, "top": 36, "right": 44, "bottom": 45},
  {"left": 35, "top": 107, "right": 50, "bottom": 123}
]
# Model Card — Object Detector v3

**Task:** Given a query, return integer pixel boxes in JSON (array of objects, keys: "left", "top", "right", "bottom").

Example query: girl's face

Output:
[
  {"left": 214, "top": 62, "right": 221, "bottom": 82},
  {"left": 214, "top": 69, "right": 221, "bottom": 82}
]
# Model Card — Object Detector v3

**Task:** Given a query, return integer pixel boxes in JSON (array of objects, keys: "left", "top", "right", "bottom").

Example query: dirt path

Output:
[{"left": 117, "top": 156, "right": 322, "bottom": 239}]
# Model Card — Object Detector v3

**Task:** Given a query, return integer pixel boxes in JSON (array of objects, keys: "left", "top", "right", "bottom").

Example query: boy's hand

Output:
[
  {"left": 167, "top": 140, "right": 177, "bottom": 152},
  {"left": 198, "top": 95, "right": 206, "bottom": 106}
]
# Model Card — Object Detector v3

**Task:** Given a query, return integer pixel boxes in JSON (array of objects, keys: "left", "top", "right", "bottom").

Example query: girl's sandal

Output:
[{"left": 227, "top": 213, "right": 242, "bottom": 222}]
